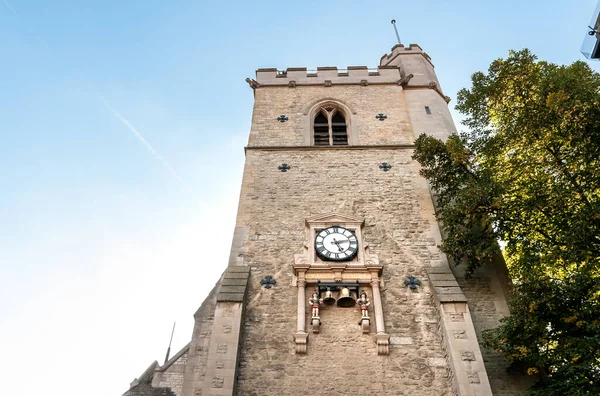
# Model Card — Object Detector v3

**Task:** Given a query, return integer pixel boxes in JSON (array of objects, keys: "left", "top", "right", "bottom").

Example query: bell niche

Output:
[{"left": 292, "top": 213, "right": 389, "bottom": 355}]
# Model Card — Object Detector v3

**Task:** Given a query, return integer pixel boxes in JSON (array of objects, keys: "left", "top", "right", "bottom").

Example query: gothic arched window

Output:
[{"left": 313, "top": 107, "right": 348, "bottom": 146}]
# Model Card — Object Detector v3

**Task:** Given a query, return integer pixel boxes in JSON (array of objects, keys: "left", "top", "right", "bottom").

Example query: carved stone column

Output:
[
  {"left": 297, "top": 276, "right": 306, "bottom": 332},
  {"left": 294, "top": 272, "right": 308, "bottom": 353},
  {"left": 371, "top": 278, "right": 390, "bottom": 355}
]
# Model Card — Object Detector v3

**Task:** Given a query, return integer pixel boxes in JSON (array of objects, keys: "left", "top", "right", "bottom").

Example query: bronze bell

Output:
[
  {"left": 323, "top": 288, "right": 336, "bottom": 306},
  {"left": 336, "top": 287, "right": 356, "bottom": 307}
]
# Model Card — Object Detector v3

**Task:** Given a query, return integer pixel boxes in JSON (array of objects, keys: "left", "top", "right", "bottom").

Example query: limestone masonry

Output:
[{"left": 124, "top": 44, "right": 530, "bottom": 396}]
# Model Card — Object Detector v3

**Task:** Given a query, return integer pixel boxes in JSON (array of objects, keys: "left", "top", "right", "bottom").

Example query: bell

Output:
[
  {"left": 336, "top": 287, "right": 356, "bottom": 307},
  {"left": 322, "top": 288, "right": 336, "bottom": 306}
]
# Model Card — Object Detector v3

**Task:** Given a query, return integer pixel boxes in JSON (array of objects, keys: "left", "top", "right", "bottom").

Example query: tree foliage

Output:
[{"left": 413, "top": 50, "right": 600, "bottom": 394}]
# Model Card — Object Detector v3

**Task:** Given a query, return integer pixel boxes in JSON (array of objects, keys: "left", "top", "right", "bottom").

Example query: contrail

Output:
[
  {"left": 36, "top": 36, "right": 51, "bottom": 50},
  {"left": 100, "top": 97, "right": 184, "bottom": 182},
  {"left": 3, "top": 0, "right": 15, "bottom": 12}
]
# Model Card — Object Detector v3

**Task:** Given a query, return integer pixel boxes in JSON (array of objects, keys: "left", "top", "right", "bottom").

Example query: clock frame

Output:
[{"left": 314, "top": 225, "right": 358, "bottom": 262}]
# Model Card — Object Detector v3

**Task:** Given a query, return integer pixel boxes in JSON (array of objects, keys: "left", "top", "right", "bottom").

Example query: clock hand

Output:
[
  {"left": 331, "top": 238, "right": 345, "bottom": 252},
  {"left": 330, "top": 238, "right": 349, "bottom": 244}
]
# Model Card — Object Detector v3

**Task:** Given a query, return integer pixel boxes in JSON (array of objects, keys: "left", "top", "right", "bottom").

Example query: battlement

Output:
[
  {"left": 246, "top": 44, "right": 446, "bottom": 98},
  {"left": 254, "top": 65, "right": 401, "bottom": 86},
  {"left": 379, "top": 43, "right": 433, "bottom": 67}
]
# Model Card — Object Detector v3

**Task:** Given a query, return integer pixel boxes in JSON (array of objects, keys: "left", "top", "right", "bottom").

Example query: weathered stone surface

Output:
[
  {"left": 233, "top": 147, "right": 454, "bottom": 395},
  {"left": 248, "top": 85, "right": 414, "bottom": 147},
  {"left": 221, "top": 278, "right": 248, "bottom": 286},
  {"left": 123, "top": 44, "right": 518, "bottom": 396},
  {"left": 217, "top": 267, "right": 250, "bottom": 303},
  {"left": 461, "top": 351, "right": 476, "bottom": 361},
  {"left": 389, "top": 336, "right": 413, "bottom": 345},
  {"left": 455, "top": 262, "right": 536, "bottom": 394},
  {"left": 153, "top": 354, "right": 187, "bottom": 395},
  {"left": 123, "top": 383, "right": 176, "bottom": 396}
]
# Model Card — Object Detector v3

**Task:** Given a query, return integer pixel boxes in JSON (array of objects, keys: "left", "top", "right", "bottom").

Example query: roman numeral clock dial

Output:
[{"left": 315, "top": 226, "right": 358, "bottom": 261}]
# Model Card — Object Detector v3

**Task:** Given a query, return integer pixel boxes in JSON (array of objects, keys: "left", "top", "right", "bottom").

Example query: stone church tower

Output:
[{"left": 124, "top": 44, "right": 526, "bottom": 396}]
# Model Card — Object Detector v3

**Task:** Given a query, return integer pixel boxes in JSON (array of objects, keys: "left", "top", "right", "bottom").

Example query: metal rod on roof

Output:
[
  {"left": 391, "top": 19, "right": 402, "bottom": 45},
  {"left": 164, "top": 322, "right": 176, "bottom": 364}
]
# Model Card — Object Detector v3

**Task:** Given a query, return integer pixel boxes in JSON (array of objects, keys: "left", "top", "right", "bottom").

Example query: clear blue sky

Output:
[{"left": 1, "top": 1, "right": 598, "bottom": 395}]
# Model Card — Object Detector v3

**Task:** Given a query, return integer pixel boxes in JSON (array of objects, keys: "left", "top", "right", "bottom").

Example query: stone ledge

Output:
[
  {"left": 226, "top": 266, "right": 250, "bottom": 274},
  {"left": 245, "top": 144, "right": 416, "bottom": 152},
  {"left": 221, "top": 278, "right": 249, "bottom": 286},
  {"left": 219, "top": 285, "right": 247, "bottom": 294},
  {"left": 216, "top": 293, "right": 246, "bottom": 302},
  {"left": 427, "top": 269, "right": 467, "bottom": 302},
  {"left": 436, "top": 293, "right": 468, "bottom": 303},
  {"left": 428, "top": 273, "right": 457, "bottom": 281},
  {"left": 221, "top": 272, "right": 250, "bottom": 279},
  {"left": 434, "top": 286, "right": 464, "bottom": 295},
  {"left": 427, "top": 267, "right": 455, "bottom": 274},
  {"left": 431, "top": 280, "right": 461, "bottom": 287},
  {"left": 217, "top": 266, "right": 250, "bottom": 302}
]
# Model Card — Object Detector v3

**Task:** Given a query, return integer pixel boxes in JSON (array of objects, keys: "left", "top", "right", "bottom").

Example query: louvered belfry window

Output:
[
  {"left": 314, "top": 112, "right": 330, "bottom": 146},
  {"left": 313, "top": 107, "right": 348, "bottom": 146}
]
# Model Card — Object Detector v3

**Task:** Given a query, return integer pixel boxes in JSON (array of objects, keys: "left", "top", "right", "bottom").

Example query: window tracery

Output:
[{"left": 313, "top": 107, "right": 348, "bottom": 146}]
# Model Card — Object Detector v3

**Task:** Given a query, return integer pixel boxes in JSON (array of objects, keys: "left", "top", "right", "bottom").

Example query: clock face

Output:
[{"left": 315, "top": 226, "right": 358, "bottom": 261}]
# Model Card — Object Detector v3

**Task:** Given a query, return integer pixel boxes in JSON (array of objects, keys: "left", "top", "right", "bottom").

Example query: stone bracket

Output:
[
  {"left": 360, "top": 317, "right": 370, "bottom": 334},
  {"left": 376, "top": 333, "right": 390, "bottom": 355},
  {"left": 294, "top": 331, "right": 309, "bottom": 354},
  {"left": 311, "top": 317, "right": 321, "bottom": 334}
]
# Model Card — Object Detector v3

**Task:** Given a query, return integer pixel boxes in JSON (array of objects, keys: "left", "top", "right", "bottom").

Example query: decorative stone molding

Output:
[
  {"left": 300, "top": 98, "right": 360, "bottom": 146},
  {"left": 377, "top": 333, "right": 390, "bottom": 355},
  {"left": 292, "top": 213, "right": 387, "bottom": 355},
  {"left": 294, "top": 331, "right": 308, "bottom": 354},
  {"left": 360, "top": 317, "right": 370, "bottom": 334},
  {"left": 302, "top": 98, "right": 358, "bottom": 116},
  {"left": 255, "top": 66, "right": 401, "bottom": 87},
  {"left": 324, "top": 80, "right": 332, "bottom": 87},
  {"left": 311, "top": 317, "right": 321, "bottom": 333}
]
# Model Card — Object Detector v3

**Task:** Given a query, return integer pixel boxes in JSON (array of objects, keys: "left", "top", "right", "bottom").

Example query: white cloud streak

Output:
[
  {"left": 100, "top": 97, "right": 184, "bottom": 182},
  {"left": 3, "top": 0, "right": 15, "bottom": 12},
  {"left": 36, "top": 36, "right": 51, "bottom": 50}
]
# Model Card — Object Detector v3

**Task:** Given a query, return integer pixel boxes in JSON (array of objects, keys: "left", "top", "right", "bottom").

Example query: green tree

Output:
[{"left": 413, "top": 50, "right": 600, "bottom": 394}]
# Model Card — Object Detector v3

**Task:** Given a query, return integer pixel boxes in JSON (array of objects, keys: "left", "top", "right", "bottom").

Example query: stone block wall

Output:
[
  {"left": 181, "top": 287, "right": 218, "bottom": 396},
  {"left": 403, "top": 89, "right": 457, "bottom": 142},
  {"left": 453, "top": 262, "right": 535, "bottom": 395},
  {"left": 153, "top": 352, "right": 188, "bottom": 396},
  {"left": 123, "top": 383, "right": 176, "bottom": 396},
  {"left": 379, "top": 44, "right": 440, "bottom": 88},
  {"left": 123, "top": 45, "right": 516, "bottom": 396},
  {"left": 248, "top": 85, "right": 414, "bottom": 147},
  {"left": 234, "top": 148, "right": 454, "bottom": 395}
]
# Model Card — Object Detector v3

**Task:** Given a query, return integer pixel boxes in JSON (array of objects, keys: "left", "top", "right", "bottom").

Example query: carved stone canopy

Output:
[{"left": 304, "top": 213, "right": 364, "bottom": 228}]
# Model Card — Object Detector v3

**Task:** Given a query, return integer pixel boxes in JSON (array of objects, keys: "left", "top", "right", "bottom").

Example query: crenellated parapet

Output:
[
  {"left": 248, "top": 43, "right": 449, "bottom": 101},
  {"left": 379, "top": 43, "right": 448, "bottom": 98},
  {"left": 379, "top": 43, "right": 433, "bottom": 67},
  {"left": 254, "top": 65, "right": 402, "bottom": 87}
]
